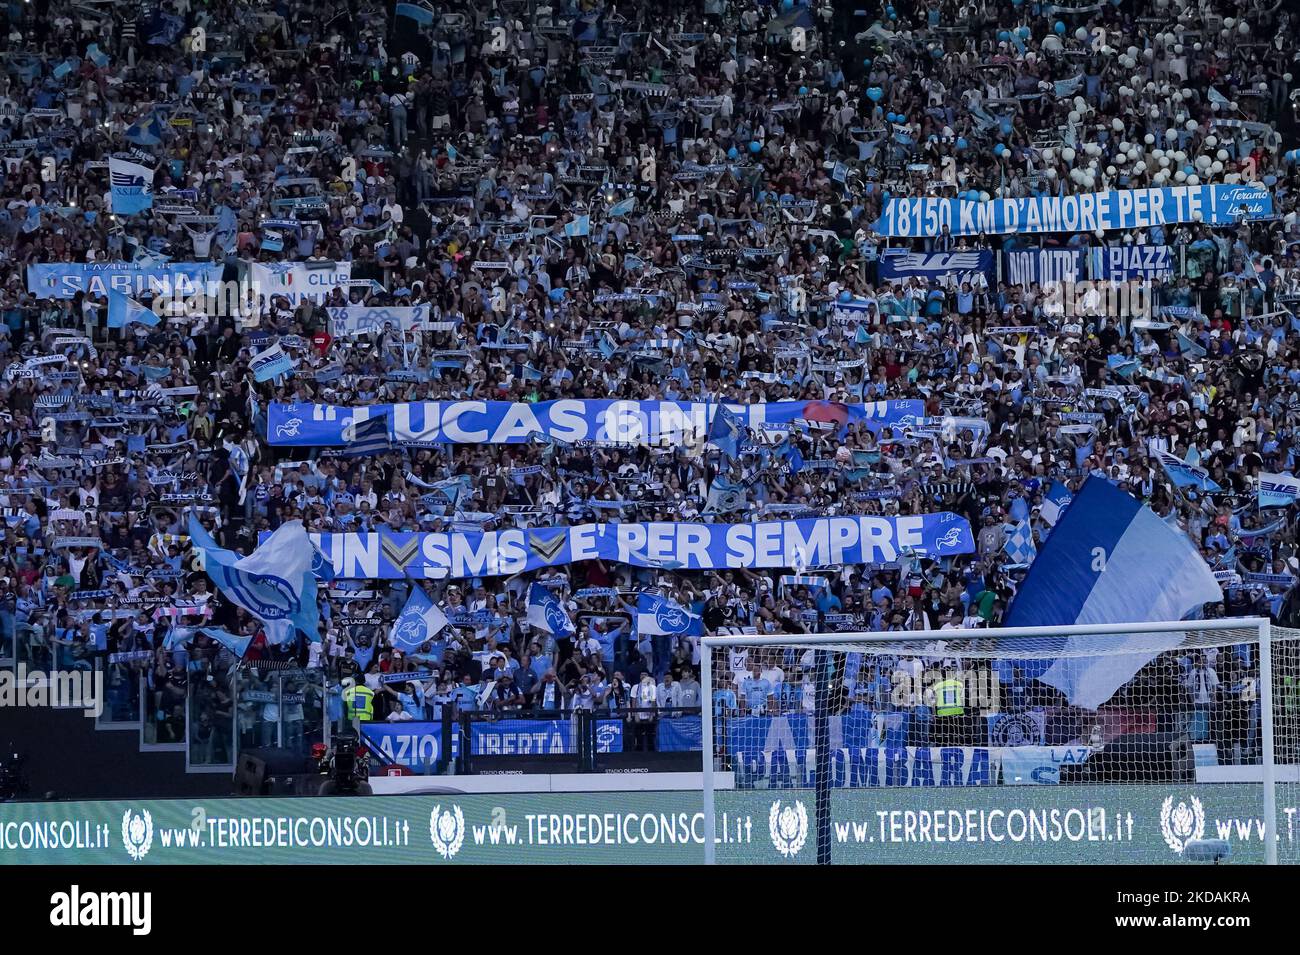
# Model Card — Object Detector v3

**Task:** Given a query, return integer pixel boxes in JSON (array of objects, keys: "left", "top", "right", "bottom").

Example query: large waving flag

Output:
[
  {"left": 1005, "top": 478, "right": 1222, "bottom": 710},
  {"left": 1039, "top": 480, "right": 1073, "bottom": 526},
  {"left": 188, "top": 516, "right": 320, "bottom": 640},
  {"left": 707, "top": 405, "right": 751, "bottom": 460},
  {"left": 336, "top": 414, "right": 392, "bottom": 458},
  {"left": 108, "top": 155, "right": 155, "bottom": 215},
  {"left": 106, "top": 289, "right": 161, "bottom": 329},
  {"left": 1156, "top": 450, "right": 1221, "bottom": 492},
  {"left": 636, "top": 593, "right": 704, "bottom": 637},
  {"left": 526, "top": 583, "right": 575, "bottom": 636},
  {"left": 391, "top": 587, "right": 449, "bottom": 651},
  {"left": 124, "top": 114, "right": 164, "bottom": 147},
  {"left": 1259, "top": 471, "right": 1300, "bottom": 509}
]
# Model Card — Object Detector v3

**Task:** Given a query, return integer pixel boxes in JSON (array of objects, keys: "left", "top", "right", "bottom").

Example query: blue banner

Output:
[
  {"left": 875, "top": 184, "right": 1274, "bottom": 237},
  {"left": 267, "top": 398, "right": 925, "bottom": 447},
  {"left": 1088, "top": 244, "right": 1173, "bottom": 280},
  {"left": 470, "top": 718, "right": 623, "bottom": 755},
  {"left": 657, "top": 715, "right": 702, "bottom": 752},
  {"left": 361, "top": 722, "right": 459, "bottom": 769},
  {"left": 27, "top": 262, "right": 223, "bottom": 300},
  {"left": 297, "top": 514, "right": 974, "bottom": 579},
  {"left": 1003, "top": 248, "right": 1085, "bottom": 286},
  {"left": 877, "top": 249, "right": 994, "bottom": 286}
]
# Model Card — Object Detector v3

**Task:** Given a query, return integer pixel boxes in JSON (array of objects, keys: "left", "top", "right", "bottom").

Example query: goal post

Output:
[{"left": 701, "top": 617, "right": 1298, "bottom": 865}]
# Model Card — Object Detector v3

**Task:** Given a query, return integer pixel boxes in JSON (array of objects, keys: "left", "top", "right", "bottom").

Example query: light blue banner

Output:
[
  {"left": 874, "top": 184, "right": 1273, "bottom": 237},
  {"left": 293, "top": 514, "right": 974, "bottom": 579},
  {"left": 267, "top": 398, "right": 925, "bottom": 446},
  {"left": 328, "top": 305, "right": 431, "bottom": 337},
  {"left": 1088, "top": 244, "right": 1173, "bottom": 280},
  {"left": 27, "top": 262, "right": 222, "bottom": 300}
]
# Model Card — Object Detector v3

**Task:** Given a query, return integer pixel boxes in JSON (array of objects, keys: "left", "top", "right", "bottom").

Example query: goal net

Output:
[{"left": 701, "top": 618, "right": 1300, "bottom": 865}]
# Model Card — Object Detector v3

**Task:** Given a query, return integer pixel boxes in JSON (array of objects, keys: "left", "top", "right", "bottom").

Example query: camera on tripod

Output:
[{"left": 314, "top": 733, "right": 372, "bottom": 796}]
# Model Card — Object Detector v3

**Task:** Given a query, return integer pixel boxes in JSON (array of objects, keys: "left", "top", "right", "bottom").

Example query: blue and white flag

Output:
[
  {"left": 1040, "top": 480, "right": 1073, "bottom": 526},
  {"left": 391, "top": 587, "right": 449, "bottom": 651},
  {"left": 526, "top": 583, "right": 575, "bottom": 636},
  {"left": 1156, "top": 450, "right": 1220, "bottom": 492},
  {"left": 250, "top": 343, "right": 293, "bottom": 382},
  {"left": 189, "top": 516, "right": 321, "bottom": 640},
  {"left": 1258, "top": 472, "right": 1300, "bottom": 509},
  {"left": 636, "top": 593, "right": 704, "bottom": 637},
  {"left": 106, "top": 289, "right": 161, "bottom": 329},
  {"left": 197, "top": 627, "right": 253, "bottom": 658},
  {"left": 108, "top": 156, "right": 154, "bottom": 215},
  {"left": 124, "top": 114, "right": 164, "bottom": 147},
  {"left": 336, "top": 414, "right": 392, "bottom": 458},
  {"left": 395, "top": 2, "right": 436, "bottom": 24},
  {"left": 707, "top": 405, "right": 750, "bottom": 459},
  {"left": 1003, "top": 519, "right": 1037, "bottom": 566},
  {"left": 1005, "top": 478, "right": 1222, "bottom": 710}
]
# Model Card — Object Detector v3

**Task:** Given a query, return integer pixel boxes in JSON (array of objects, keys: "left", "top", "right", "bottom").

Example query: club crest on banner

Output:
[
  {"left": 1160, "top": 795, "right": 1205, "bottom": 855},
  {"left": 121, "top": 809, "right": 154, "bottom": 861},
  {"left": 430, "top": 804, "right": 465, "bottom": 860},
  {"left": 769, "top": 800, "right": 808, "bottom": 858}
]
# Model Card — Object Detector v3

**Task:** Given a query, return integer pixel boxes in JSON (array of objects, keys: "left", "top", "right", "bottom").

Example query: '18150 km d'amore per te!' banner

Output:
[{"left": 873, "top": 184, "right": 1273, "bottom": 237}]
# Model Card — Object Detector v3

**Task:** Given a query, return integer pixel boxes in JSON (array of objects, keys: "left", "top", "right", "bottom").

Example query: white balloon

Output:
[
  {"left": 979, "top": 191, "right": 990, "bottom": 202},
  {"left": 1106, "top": 165, "right": 1117, "bottom": 176},
  {"left": 1211, "top": 160, "right": 1223, "bottom": 174},
  {"left": 1187, "top": 173, "right": 1199, "bottom": 185},
  {"left": 1061, "top": 146, "right": 1076, "bottom": 162},
  {"left": 1045, "top": 167, "right": 1057, "bottom": 179},
  {"left": 1116, "top": 154, "right": 1127, "bottom": 165},
  {"left": 1068, "top": 110, "right": 1081, "bottom": 124},
  {"left": 1134, "top": 161, "right": 1146, "bottom": 173},
  {"left": 1112, "top": 118, "right": 1124, "bottom": 132},
  {"left": 1094, "top": 229, "right": 1105, "bottom": 239},
  {"left": 1174, "top": 44, "right": 1183, "bottom": 54},
  {"left": 1075, "top": 27, "right": 1088, "bottom": 41},
  {"left": 1192, "top": 210, "right": 1203, "bottom": 222},
  {"left": 1193, "top": 41, "right": 1203, "bottom": 51},
  {"left": 1224, "top": 16, "right": 1234, "bottom": 27},
  {"left": 1204, "top": 135, "right": 1217, "bottom": 147},
  {"left": 1174, "top": 151, "right": 1186, "bottom": 163},
  {"left": 1238, "top": 21, "right": 1249, "bottom": 34},
  {"left": 1165, "top": 128, "right": 1178, "bottom": 141},
  {"left": 1042, "top": 148, "right": 1055, "bottom": 162},
  {"left": 1185, "top": 119, "right": 1198, "bottom": 131},
  {"left": 1216, "top": 149, "right": 1228, "bottom": 161},
  {"left": 1144, "top": 134, "right": 1155, "bottom": 145},
  {"left": 1175, "top": 170, "right": 1187, "bottom": 182},
  {"left": 1127, "top": 148, "right": 1139, "bottom": 161},
  {"left": 1158, "top": 155, "right": 1170, "bottom": 167},
  {"left": 1196, "top": 154, "right": 1211, "bottom": 169}
]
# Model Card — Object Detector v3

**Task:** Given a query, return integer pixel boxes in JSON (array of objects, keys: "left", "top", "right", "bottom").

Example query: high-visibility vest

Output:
[
  {"left": 344, "top": 685, "right": 374, "bottom": 721},
  {"left": 934, "top": 678, "right": 965, "bottom": 717}
]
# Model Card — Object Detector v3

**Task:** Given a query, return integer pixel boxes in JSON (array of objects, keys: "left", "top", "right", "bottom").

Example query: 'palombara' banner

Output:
[
  {"left": 329, "top": 305, "right": 430, "bottom": 337},
  {"left": 296, "top": 515, "right": 975, "bottom": 578},
  {"left": 27, "top": 262, "right": 223, "bottom": 300},
  {"left": 251, "top": 261, "right": 352, "bottom": 304},
  {"left": 267, "top": 399, "right": 925, "bottom": 447},
  {"left": 876, "top": 250, "right": 993, "bottom": 286},
  {"left": 1003, "top": 248, "right": 1084, "bottom": 286},
  {"left": 1089, "top": 244, "right": 1173, "bottom": 280},
  {"left": 874, "top": 184, "right": 1273, "bottom": 237}
]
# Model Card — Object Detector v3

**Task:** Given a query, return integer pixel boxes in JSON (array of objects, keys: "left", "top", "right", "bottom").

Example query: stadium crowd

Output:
[{"left": 0, "top": 0, "right": 1299, "bottom": 763}]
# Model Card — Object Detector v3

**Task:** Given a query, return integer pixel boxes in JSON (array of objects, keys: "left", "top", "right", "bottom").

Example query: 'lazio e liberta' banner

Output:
[
  {"left": 267, "top": 399, "right": 924, "bottom": 446},
  {"left": 288, "top": 515, "right": 974, "bottom": 579},
  {"left": 873, "top": 184, "right": 1273, "bottom": 237}
]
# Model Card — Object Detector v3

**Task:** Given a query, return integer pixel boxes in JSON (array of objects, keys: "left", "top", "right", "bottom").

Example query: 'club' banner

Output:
[
  {"left": 288, "top": 514, "right": 975, "bottom": 579},
  {"left": 873, "top": 184, "right": 1273, "bottom": 237},
  {"left": 250, "top": 261, "right": 353, "bottom": 304},
  {"left": 267, "top": 399, "right": 925, "bottom": 447}
]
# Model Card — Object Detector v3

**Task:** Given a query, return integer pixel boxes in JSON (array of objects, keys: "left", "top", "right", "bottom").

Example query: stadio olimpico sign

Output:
[{"left": 0, "top": 786, "right": 1292, "bottom": 865}]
